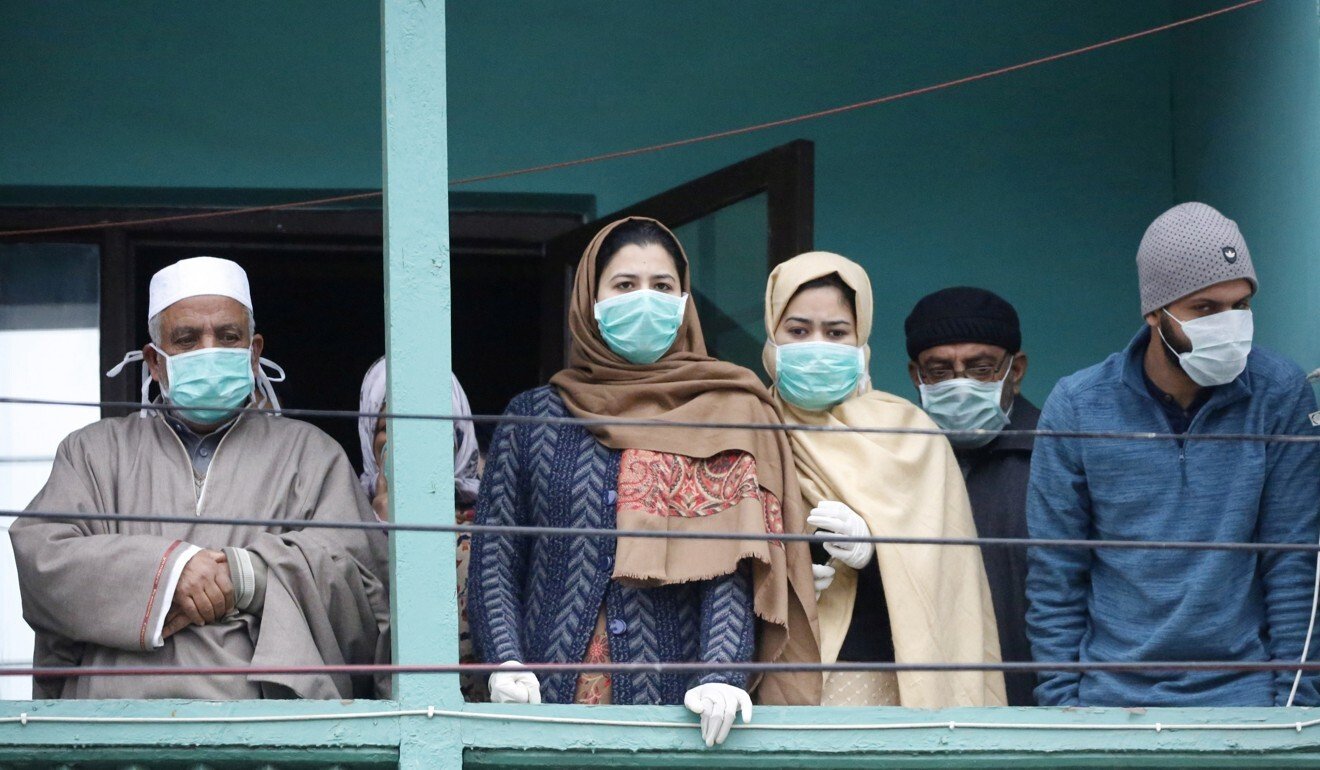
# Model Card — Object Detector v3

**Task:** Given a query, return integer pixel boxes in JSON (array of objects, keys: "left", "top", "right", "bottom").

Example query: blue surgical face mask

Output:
[
  {"left": 775, "top": 341, "right": 866, "bottom": 412},
  {"left": 593, "top": 289, "right": 688, "bottom": 364},
  {"left": 153, "top": 344, "right": 255, "bottom": 425},
  {"left": 918, "top": 357, "right": 1014, "bottom": 449}
]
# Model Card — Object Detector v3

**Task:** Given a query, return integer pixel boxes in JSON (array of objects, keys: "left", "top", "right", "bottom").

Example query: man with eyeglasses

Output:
[
  {"left": 904, "top": 286, "right": 1036, "bottom": 706},
  {"left": 1026, "top": 202, "right": 1319, "bottom": 708}
]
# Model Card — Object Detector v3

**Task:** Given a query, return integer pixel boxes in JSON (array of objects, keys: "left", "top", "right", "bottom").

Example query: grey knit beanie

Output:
[{"left": 1137, "top": 202, "right": 1257, "bottom": 315}]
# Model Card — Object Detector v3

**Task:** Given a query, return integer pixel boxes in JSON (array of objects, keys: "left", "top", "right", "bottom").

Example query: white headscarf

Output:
[{"left": 358, "top": 356, "right": 481, "bottom": 505}]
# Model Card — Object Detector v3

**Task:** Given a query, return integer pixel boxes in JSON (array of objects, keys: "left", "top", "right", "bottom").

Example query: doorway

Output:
[{"left": 0, "top": 139, "right": 813, "bottom": 465}]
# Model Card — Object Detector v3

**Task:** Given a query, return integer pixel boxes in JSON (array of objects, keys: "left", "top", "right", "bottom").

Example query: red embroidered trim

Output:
[
  {"left": 139, "top": 539, "right": 184, "bottom": 651},
  {"left": 617, "top": 449, "right": 784, "bottom": 545},
  {"left": 617, "top": 450, "right": 761, "bottom": 518}
]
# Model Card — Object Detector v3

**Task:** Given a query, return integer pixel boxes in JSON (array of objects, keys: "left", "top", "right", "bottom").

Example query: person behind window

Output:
[
  {"left": 468, "top": 217, "right": 820, "bottom": 747},
  {"left": 903, "top": 287, "right": 1036, "bottom": 706},
  {"left": 12, "top": 256, "right": 390, "bottom": 700},
  {"left": 357, "top": 356, "right": 483, "bottom": 700},
  {"left": 763, "top": 252, "right": 1006, "bottom": 708},
  {"left": 357, "top": 357, "right": 481, "bottom": 520},
  {"left": 1027, "top": 202, "right": 1320, "bottom": 707}
]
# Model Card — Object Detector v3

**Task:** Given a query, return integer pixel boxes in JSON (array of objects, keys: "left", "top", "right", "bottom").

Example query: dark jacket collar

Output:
[
  {"left": 1119, "top": 325, "right": 1251, "bottom": 412},
  {"left": 995, "top": 395, "right": 1040, "bottom": 452}
]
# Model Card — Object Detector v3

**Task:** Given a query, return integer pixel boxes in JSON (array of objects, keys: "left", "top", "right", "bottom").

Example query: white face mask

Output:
[{"left": 1159, "top": 308, "right": 1253, "bottom": 387}]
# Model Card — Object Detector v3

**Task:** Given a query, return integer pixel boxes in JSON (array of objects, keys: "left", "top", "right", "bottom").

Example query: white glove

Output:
[
  {"left": 488, "top": 660, "right": 541, "bottom": 704},
  {"left": 684, "top": 682, "right": 752, "bottom": 747},
  {"left": 808, "top": 500, "right": 874, "bottom": 570},
  {"left": 812, "top": 563, "right": 836, "bottom": 598}
]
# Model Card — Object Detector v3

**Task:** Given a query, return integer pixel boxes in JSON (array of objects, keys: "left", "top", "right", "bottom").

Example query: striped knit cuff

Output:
[{"left": 223, "top": 547, "right": 256, "bottom": 612}]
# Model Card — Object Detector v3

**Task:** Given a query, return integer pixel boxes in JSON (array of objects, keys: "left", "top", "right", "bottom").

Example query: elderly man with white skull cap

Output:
[{"left": 12, "top": 256, "right": 390, "bottom": 700}]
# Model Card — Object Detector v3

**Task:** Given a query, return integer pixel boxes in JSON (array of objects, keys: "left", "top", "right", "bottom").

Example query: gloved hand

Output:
[
  {"left": 808, "top": 500, "right": 874, "bottom": 570},
  {"left": 812, "top": 563, "right": 836, "bottom": 599},
  {"left": 488, "top": 660, "right": 541, "bottom": 704},
  {"left": 684, "top": 682, "right": 753, "bottom": 747}
]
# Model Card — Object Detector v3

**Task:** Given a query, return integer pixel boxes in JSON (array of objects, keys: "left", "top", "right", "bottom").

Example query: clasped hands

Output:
[{"left": 162, "top": 549, "right": 235, "bottom": 639}]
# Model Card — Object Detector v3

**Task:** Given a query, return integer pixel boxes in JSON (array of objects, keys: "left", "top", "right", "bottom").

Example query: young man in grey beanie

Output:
[
  {"left": 904, "top": 286, "right": 1037, "bottom": 707},
  {"left": 1027, "top": 202, "right": 1320, "bottom": 708}
]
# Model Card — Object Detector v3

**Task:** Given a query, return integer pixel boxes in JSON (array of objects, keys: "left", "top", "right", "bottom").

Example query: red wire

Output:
[
  {"left": 0, "top": 0, "right": 1263, "bottom": 239},
  {"left": 447, "top": 0, "right": 1264, "bottom": 186},
  {"left": 6, "top": 658, "right": 1319, "bottom": 679},
  {"left": 0, "top": 191, "right": 382, "bottom": 238}
]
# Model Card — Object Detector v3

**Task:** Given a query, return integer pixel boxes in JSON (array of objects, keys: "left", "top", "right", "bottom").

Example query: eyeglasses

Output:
[{"left": 919, "top": 355, "right": 1013, "bottom": 384}]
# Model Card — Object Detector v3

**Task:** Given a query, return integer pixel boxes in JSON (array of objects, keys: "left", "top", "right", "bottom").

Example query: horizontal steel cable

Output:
[
  {"left": 4, "top": 660, "right": 1320, "bottom": 679},
  {"left": 4, "top": 396, "right": 1318, "bottom": 444},
  {"left": 8, "top": 509, "right": 1320, "bottom": 554}
]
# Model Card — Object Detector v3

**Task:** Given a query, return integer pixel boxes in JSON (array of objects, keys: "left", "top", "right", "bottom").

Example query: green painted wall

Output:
[
  {"left": 2, "top": 1, "right": 1312, "bottom": 398},
  {"left": 0, "top": 0, "right": 1183, "bottom": 403},
  {"left": 1170, "top": 0, "right": 1320, "bottom": 372},
  {"left": 0, "top": 0, "right": 382, "bottom": 190},
  {"left": 445, "top": 1, "right": 1178, "bottom": 401}
]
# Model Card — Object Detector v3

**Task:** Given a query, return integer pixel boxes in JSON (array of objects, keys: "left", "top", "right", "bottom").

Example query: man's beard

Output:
[{"left": 1158, "top": 313, "right": 1192, "bottom": 370}]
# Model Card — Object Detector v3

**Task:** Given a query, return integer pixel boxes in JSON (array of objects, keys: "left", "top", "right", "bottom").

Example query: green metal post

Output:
[{"left": 382, "top": 0, "right": 458, "bottom": 767}]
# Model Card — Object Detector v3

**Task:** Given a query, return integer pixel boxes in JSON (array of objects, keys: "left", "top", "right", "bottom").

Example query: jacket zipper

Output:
[
  {"left": 1182, "top": 402, "right": 1216, "bottom": 467},
  {"left": 196, "top": 416, "right": 243, "bottom": 515},
  {"left": 159, "top": 412, "right": 243, "bottom": 515}
]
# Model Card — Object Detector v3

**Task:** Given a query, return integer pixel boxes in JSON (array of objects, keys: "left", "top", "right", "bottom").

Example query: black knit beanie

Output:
[{"left": 904, "top": 287, "right": 1021, "bottom": 361}]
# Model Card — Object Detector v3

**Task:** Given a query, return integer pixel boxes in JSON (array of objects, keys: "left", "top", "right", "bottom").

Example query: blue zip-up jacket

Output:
[
  {"left": 1026, "top": 327, "right": 1320, "bottom": 707},
  {"left": 468, "top": 386, "right": 754, "bottom": 704}
]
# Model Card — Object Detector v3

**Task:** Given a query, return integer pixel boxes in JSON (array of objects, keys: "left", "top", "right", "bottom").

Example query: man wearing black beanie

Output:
[{"left": 904, "top": 286, "right": 1037, "bottom": 707}]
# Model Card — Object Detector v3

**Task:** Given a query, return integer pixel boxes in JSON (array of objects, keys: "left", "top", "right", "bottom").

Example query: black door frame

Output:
[
  {"left": 0, "top": 198, "right": 589, "bottom": 416},
  {"left": 0, "top": 136, "right": 813, "bottom": 413}
]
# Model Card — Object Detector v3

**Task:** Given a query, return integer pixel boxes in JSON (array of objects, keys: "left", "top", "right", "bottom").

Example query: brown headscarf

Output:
[{"left": 549, "top": 217, "right": 820, "bottom": 705}]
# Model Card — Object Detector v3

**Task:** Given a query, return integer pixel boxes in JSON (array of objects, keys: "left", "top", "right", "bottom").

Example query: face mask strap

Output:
[
  {"left": 997, "top": 353, "right": 1019, "bottom": 388},
  {"left": 105, "top": 349, "right": 159, "bottom": 419},
  {"left": 1156, "top": 316, "right": 1186, "bottom": 363},
  {"left": 256, "top": 357, "right": 285, "bottom": 415},
  {"left": 259, "top": 357, "right": 286, "bottom": 383},
  {"left": 105, "top": 350, "right": 143, "bottom": 378}
]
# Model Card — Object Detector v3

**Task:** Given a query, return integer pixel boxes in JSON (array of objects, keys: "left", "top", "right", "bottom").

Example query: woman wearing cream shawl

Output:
[{"left": 763, "top": 251, "right": 1005, "bottom": 708}]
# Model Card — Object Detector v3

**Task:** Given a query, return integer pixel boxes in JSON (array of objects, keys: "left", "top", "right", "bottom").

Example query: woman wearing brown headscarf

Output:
[{"left": 468, "top": 218, "right": 820, "bottom": 745}]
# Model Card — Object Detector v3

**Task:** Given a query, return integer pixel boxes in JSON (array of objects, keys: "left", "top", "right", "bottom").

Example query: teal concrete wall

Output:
[
  {"left": 2, "top": 1, "right": 1312, "bottom": 397},
  {"left": 0, "top": 0, "right": 382, "bottom": 190},
  {"left": 0, "top": 0, "right": 1186, "bottom": 403},
  {"left": 1170, "top": 0, "right": 1320, "bottom": 372},
  {"left": 445, "top": 1, "right": 1178, "bottom": 401}
]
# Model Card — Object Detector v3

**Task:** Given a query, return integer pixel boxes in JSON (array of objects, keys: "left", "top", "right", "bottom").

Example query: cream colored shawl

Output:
[{"left": 763, "top": 251, "right": 1005, "bottom": 708}]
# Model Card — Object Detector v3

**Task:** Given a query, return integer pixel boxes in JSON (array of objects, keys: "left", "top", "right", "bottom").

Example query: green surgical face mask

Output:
[
  {"left": 153, "top": 344, "right": 254, "bottom": 425},
  {"left": 774, "top": 341, "right": 866, "bottom": 411},
  {"left": 593, "top": 289, "right": 688, "bottom": 364},
  {"left": 917, "top": 357, "right": 1014, "bottom": 449}
]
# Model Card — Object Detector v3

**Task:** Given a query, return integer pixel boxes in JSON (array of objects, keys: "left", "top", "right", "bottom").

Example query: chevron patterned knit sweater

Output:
[{"left": 469, "top": 386, "right": 755, "bottom": 704}]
